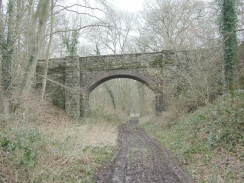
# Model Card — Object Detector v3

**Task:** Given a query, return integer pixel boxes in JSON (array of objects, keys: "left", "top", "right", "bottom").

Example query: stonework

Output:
[{"left": 36, "top": 50, "right": 213, "bottom": 118}]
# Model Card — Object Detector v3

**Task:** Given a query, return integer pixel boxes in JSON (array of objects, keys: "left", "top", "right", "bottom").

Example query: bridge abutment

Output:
[
  {"left": 155, "top": 94, "right": 166, "bottom": 115},
  {"left": 80, "top": 93, "right": 89, "bottom": 118},
  {"left": 64, "top": 56, "right": 81, "bottom": 119}
]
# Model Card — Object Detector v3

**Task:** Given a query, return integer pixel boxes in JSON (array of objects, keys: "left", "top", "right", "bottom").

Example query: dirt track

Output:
[{"left": 95, "top": 118, "right": 195, "bottom": 183}]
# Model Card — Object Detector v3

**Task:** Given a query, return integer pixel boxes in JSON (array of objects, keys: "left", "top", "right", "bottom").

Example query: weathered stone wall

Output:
[
  {"left": 36, "top": 49, "right": 215, "bottom": 118},
  {"left": 36, "top": 58, "right": 66, "bottom": 109}
]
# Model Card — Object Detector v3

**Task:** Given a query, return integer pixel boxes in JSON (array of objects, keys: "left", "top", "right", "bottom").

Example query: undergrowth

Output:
[
  {"left": 0, "top": 101, "right": 119, "bottom": 182},
  {"left": 140, "top": 91, "right": 244, "bottom": 183}
]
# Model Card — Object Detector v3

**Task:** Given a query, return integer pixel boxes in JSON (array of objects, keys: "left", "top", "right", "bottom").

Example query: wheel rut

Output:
[{"left": 95, "top": 118, "right": 195, "bottom": 183}]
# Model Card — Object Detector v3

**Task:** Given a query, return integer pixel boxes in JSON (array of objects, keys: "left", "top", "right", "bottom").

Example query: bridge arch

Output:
[
  {"left": 82, "top": 70, "right": 164, "bottom": 117},
  {"left": 84, "top": 70, "right": 158, "bottom": 95}
]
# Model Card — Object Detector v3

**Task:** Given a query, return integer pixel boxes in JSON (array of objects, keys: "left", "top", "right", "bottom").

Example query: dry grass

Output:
[
  {"left": 188, "top": 147, "right": 244, "bottom": 182},
  {"left": 42, "top": 121, "right": 118, "bottom": 147},
  {"left": 0, "top": 94, "right": 119, "bottom": 182}
]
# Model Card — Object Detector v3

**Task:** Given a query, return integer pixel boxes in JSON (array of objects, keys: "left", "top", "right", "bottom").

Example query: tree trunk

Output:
[
  {"left": 104, "top": 83, "right": 116, "bottom": 110},
  {"left": 219, "top": 0, "right": 238, "bottom": 96},
  {"left": 20, "top": 0, "right": 51, "bottom": 97},
  {"left": 0, "top": 0, "right": 15, "bottom": 115},
  {"left": 41, "top": 0, "right": 54, "bottom": 100}
]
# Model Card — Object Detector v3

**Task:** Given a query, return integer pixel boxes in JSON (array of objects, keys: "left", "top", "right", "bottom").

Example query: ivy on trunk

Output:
[{"left": 218, "top": 0, "right": 238, "bottom": 96}]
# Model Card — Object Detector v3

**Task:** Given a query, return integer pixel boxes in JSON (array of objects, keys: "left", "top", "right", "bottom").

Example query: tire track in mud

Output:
[{"left": 96, "top": 118, "right": 195, "bottom": 183}]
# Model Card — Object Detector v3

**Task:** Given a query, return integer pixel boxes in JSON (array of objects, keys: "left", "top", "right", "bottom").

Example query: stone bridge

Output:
[{"left": 36, "top": 50, "right": 211, "bottom": 118}]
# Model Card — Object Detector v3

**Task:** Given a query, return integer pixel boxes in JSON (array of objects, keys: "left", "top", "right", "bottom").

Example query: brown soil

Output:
[{"left": 95, "top": 118, "right": 195, "bottom": 183}]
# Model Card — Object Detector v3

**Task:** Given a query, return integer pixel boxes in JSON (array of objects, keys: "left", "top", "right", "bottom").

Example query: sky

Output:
[
  {"left": 114, "top": 0, "right": 212, "bottom": 12},
  {"left": 114, "top": 0, "right": 144, "bottom": 12},
  {"left": 1, "top": 0, "right": 212, "bottom": 13}
]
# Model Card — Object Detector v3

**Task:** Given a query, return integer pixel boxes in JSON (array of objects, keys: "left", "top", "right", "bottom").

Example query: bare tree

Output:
[
  {"left": 3, "top": 0, "right": 14, "bottom": 93},
  {"left": 88, "top": 7, "right": 136, "bottom": 54},
  {"left": 137, "top": 0, "right": 217, "bottom": 51},
  {"left": 237, "top": 0, "right": 244, "bottom": 42},
  {"left": 41, "top": 0, "right": 55, "bottom": 100},
  {"left": 0, "top": 0, "right": 26, "bottom": 114},
  {"left": 0, "top": 0, "right": 110, "bottom": 116},
  {"left": 86, "top": 7, "right": 142, "bottom": 115}
]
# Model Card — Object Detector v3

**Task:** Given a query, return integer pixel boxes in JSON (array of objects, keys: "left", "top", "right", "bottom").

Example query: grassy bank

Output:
[
  {"left": 140, "top": 92, "right": 244, "bottom": 182},
  {"left": 0, "top": 101, "right": 120, "bottom": 182}
]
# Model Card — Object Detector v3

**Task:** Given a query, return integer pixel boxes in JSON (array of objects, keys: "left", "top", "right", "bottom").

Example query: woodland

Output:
[{"left": 0, "top": 0, "right": 244, "bottom": 182}]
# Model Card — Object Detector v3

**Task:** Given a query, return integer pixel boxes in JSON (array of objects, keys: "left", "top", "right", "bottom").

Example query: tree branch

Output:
[
  {"left": 54, "top": 4, "right": 106, "bottom": 16},
  {"left": 46, "top": 24, "right": 111, "bottom": 37}
]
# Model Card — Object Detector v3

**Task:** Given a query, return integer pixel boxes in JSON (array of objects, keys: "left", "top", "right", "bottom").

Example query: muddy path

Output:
[{"left": 95, "top": 118, "right": 195, "bottom": 183}]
